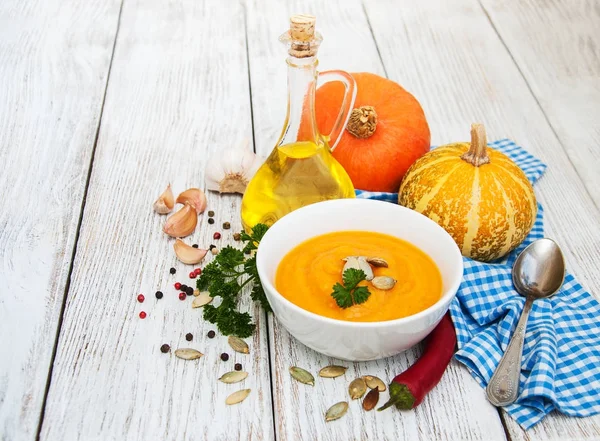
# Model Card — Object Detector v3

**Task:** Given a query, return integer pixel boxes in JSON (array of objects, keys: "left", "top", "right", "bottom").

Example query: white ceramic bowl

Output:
[{"left": 256, "top": 198, "right": 463, "bottom": 361}]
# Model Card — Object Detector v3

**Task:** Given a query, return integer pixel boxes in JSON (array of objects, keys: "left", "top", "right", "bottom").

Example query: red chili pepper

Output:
[{"left": 379, "top": 313, "right": 457, "bottom": 411}]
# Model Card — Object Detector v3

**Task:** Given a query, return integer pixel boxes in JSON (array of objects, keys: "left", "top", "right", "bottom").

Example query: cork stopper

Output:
[
  {"left": 290, "top": 14, "right": 315, "bottom": 42},
  {"left": 281, "top": 14, "right": 321, "bottom": 58}
]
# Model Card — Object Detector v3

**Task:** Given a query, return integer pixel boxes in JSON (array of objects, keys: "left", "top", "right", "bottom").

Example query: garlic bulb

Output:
[{"left": 205, "top": 139, "right": 263, "bottom": 194}]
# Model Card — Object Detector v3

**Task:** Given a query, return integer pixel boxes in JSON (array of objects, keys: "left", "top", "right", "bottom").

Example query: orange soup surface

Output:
[{"left": 275, "top": 231, "right": 443, "bottom": 322}]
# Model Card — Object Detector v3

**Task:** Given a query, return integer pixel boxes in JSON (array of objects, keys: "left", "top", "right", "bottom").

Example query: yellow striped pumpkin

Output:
[{"left": 398, "top": 124, "right": 537, "bottom": 262}]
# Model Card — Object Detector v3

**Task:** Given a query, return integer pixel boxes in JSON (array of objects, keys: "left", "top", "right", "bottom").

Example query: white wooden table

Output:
[{"left": 1, "top": 0, "right": 599, "bottom": 440}]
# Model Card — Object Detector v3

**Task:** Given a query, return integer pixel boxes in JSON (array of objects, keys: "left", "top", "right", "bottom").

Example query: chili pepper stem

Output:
[{"left": 377, "top": 382, "right": 415, "bottom": 411}]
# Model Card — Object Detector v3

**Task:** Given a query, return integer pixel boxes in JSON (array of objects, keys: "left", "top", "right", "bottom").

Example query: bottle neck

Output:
[{"left": 276, "top": 56, "right": 321, "bottom": 147}]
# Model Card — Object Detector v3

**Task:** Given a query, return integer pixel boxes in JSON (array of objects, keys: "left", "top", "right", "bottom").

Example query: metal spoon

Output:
[{"left": 486, "top": 238, "right": 565, "bottom": 407}]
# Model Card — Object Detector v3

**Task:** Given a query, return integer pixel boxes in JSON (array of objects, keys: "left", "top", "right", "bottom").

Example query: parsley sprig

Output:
[
  {"left": 196, "top": 224, "right": 271, "bottom": 338},
  {"left": 331, "top": 268, "right": 371, "bottom": 308}
]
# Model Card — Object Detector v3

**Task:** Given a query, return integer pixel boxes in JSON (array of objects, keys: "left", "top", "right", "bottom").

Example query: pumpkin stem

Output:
[
  {"left": 461, "top": 123, "right": 490, "bottom": 166},
  {"left": 346, "top": 106, "right": 378, "bottom": 139}
]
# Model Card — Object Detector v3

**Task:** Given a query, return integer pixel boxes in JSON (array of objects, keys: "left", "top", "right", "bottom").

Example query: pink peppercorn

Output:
[
  {"left": 213, "top": 232, "right": 221, "bottom": 240},
  {"left": 189, "top": 271, "right": 196, "bottom": 279},
  {"left": 137, "top": 294, "right": 145, "bottom": 303},
  {"left": 178, "top": 292, "right": 186, "bottom": 301},
  {"left": 194, "top": 268, "right": 202, "bottom": 276},
  {"left": 139, "top": 311, "right": 147, "bottom": 319}
]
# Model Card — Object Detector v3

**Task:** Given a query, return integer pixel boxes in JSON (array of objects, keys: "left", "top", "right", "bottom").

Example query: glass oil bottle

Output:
[{"left": 241, "top": 14, "right": 357, "bottom": 230}]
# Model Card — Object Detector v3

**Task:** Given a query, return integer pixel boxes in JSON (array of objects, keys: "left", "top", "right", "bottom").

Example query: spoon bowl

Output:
[
  {"left": 512, "top": 238, "right": 566, "bottom": 299},
  {"left": 486, "top": 238, "right": 566, "bottom": 407}
]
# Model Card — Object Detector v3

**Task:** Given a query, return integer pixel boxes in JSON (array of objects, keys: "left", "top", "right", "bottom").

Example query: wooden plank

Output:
[
  {"left": 480, "top": 0, "right": 600, "bottom": 210},
  {"left": 363, "top": 0, "right": 600, "bottom": 439},
  {"left": 0, "top": 1, "right": 121, "bottom": 440},
  {"left": 245, "top": 0, "right": 507, "bottom": 439},
  {"left": 38, "top": 1, "right": 274, "bottom": 440}
]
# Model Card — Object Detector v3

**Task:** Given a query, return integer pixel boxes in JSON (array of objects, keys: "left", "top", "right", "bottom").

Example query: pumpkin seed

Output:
[
  {"left": 363, "top": 375, "right": 387, "bottom": 392},
  {"left": 366, "top": 256, "right": 389, "bottom": 268},
  {"left": 357, "top": 256, "right": 374, "bottom": 281},
  {"left": 174, "top": 348, "right": 204, "bottom": 360},
  {"left": 342, "top": 256, "right": 361, "bottom": 273},
  {"left": 348, "top": 377, "right": 367, "bottom": 399},
  {"left": 192, "top": 292, "right": 212, "bottom": 308},
  {"left": 219, "top": 371, "right": 249, "bottom": 384},
  {"left": 225, "top": 389, "right": 251, "bottom": 405},
  {"left": 362, "top": 388, "right": 380, "bottom": 411},
  {"left": 228, "top": 336, "right": 250, "bottom": 354},
  {"left": 319, "top": 365, "right": 348, "bottom": 378},
  {"left": 325, "top": 401, "right": 349, "bottom": 422},
  {"left": 371, "top": 276, "right": 396, "bottom": 290},
  {"left": 289, "top": 366, "right": 315, "bottom": 386}
]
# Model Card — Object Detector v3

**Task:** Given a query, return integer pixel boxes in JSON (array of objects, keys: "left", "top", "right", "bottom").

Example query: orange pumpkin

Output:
[{"left": 310, "top": 72, "right": 431, "bottom": 192}]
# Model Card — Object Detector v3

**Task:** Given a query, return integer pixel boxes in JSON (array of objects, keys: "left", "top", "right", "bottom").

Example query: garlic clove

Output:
[
  {"left": 163, "top": 204, "right": 197, "bottom": 237},
  {"left": 176, "top": 188, "right": 207, "bottom": 214},
  {"left": 173, "top": 239, "right": 207, "bottom": 264},
  {"left": 205, "top": 138, "right": 264, "bottom": 194},
  {"left": 153, "top": 184, "right": 174, "bottom": 214}
]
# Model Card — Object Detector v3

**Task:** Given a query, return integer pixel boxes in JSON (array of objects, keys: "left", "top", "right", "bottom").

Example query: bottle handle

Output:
[{"left": 317, "top": 70, "right": 357, "bottom": 151}]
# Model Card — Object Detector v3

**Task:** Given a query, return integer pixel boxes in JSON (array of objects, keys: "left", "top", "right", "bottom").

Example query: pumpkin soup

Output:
[{"left": 275, "top": 231, "right": 442, "bottom": 322}]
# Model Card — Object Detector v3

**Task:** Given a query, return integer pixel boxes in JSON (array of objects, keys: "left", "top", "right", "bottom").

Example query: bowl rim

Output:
[{"left": 256, "top": 198, "right": 464, "bottom": 329}]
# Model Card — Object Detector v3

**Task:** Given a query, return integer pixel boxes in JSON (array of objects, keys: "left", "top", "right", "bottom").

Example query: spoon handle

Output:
[{"left": 486, "top": 297, "right": 534, "bottom": 407}]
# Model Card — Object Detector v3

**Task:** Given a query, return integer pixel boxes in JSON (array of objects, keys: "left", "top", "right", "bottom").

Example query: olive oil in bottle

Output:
[{"left": 241, "top": 14, "right": 357, "bottom": 231}]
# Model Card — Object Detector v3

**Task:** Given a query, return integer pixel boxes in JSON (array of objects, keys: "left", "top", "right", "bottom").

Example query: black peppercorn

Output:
[
  {"left": 170, "top": 267, "right": 176, "bottom": 274},
  {"left": 186, "top": 286, "right": 194, "bottom": 296},
  {"left": 155, "top": 291, "right": 163, "bottom": 299},
  {"left": 209, "top": 244, "right": 216, "bottom": 250},
  {"left": 223, "top": 222, "right": 231, "bottom": 230},
  {"left": 233, "top": 233, "right": 241, "bottom": 241},
  {"left": 181, "top": 284, "right": 188, "bottom": 291},
  {"left": 207, "top": 330, "right": 216, "bottom": 339},
  {"left": 160, "top": 344, "right": 170, "bottom": 353},
  {"left": 208, "top": 218, "right": 215, "bottom": 225},
  {"left": 185, "top": 333, "right": 193, "bottom": 341},
  {"left": 220, "top": 353, "right": 229, "bottom": 361},
  {"left": 234, "top": 363, "right": 242, "bottom": 371},
  {"left": 208, "top": 210, "right": 215, "bottom": 217},
  {"left": 192, "top": 244, "right": 199, "bottom": 248}
]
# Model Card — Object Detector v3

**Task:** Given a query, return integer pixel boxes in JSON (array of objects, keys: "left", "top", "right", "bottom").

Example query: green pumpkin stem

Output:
[{"left": 461, "top": 123, "right": 490, "bottom": 166}]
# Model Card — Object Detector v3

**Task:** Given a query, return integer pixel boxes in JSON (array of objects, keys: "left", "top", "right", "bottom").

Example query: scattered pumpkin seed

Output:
[
  {"left": 362, "top": 388, "right": 380, "bottom": 411},
  {"left": 325, "top": 401, "right": 349, "bottom": 422},
  {"left": 174, "top": 348, "right": 203, "bottom": 360},
  {"left": 363, "top": 375, "right": 387, "bottom": 392},
  {"left": 228, "top": 336, "right": 250, "bottom": 354},
  {"left": 225, "top": 389, "right": 251, "bottom": 405},
  {"left": 366, "top": 256, "right": 389, "bottom": 268},
  {"left": 192, "top": 292, "right": 213, "bottom": 308},
  {"left": 318, "top": 365, "right": 348, "bottom": 378},
  {"left": 289, "top": 366, "right": 315, "bottom": 386},
  {"left": 348, "top": 377, "right": 367, "bottom": 399},
  {"left": 219, "top": 371, "right": 249, "bottom": 384},
  {"left": 371, "top": 276, "right": 396, "bottom": 290},
  {"left": 357, "top": 256, "right": 374, "bottom": 280}
]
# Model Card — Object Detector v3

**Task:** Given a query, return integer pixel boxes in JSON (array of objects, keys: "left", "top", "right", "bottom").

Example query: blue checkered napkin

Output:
[{"left": 357, "top": 139, "right": 600, "bottom": 430}]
